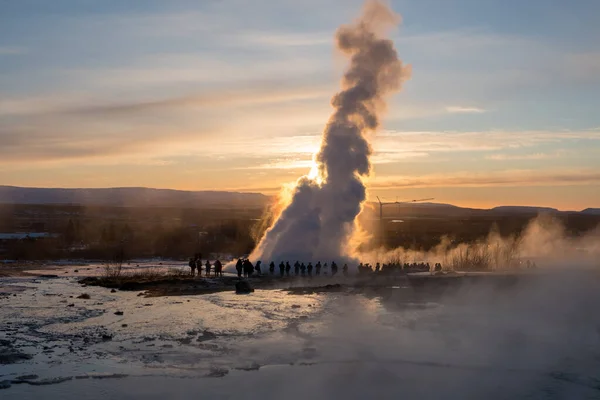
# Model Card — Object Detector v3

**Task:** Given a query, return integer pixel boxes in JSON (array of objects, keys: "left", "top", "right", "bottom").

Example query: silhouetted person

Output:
[
  {"left": 279, "top": 261, "right": 285, "bottom": 277},
  {"left": 300, "top": 263, "right": 306, "bottom": 276},
  {"left": 269, "top": 261, "right": 275, "bottom": 275},
  {"left": 342, "top": 263, "right": 347, "bottom": 276},
  {"left": 243, "top": 259, "right": 254, "bottom": 277},
  {"left": 315, "top": 261, "right": 321, "bottom": 276},
  {"left": 214, "top": 259, "right": 223, "bottom": 277},
  {"left": 323, "top": 262, "right": 328, "bottom": 276},
  {"left": 375, "top": 263, "right": 380, "bottom": 273},
  {"left": 189, "top": 258, "right": 196, "bottom": 276},
  {"left": 307, "top": 262, "right": 313, "bottom": 276},
  {"left": 294, "top": 261, "right": 300, "bottom": 276},
  {"left": 236, "top": 258, "right": 243, "bottom": 278},
  {"left": 285, "top": 261, "right": 291, "bottom": 276},
  {"left": 255, "top": 260, "right": 262, "bottom": 276},
  {"left": 205, "top": 260, "right": 211, "bottom": 277}
]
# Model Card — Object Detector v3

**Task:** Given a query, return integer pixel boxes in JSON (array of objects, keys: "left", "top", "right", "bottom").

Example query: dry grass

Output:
[
  {"left": 103, "top": 261, "right": 123, "bottom": 279},
  {"left": 98, "top": 264, "right": 190, "bottom": 286},
  {"left": 444, "top": 238, "right": 522, "bottom": 271}
]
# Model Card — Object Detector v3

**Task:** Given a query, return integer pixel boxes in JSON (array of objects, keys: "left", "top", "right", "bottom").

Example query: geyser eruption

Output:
[{"left": 251, "top": 0, "right": 410, "bottom": 263}]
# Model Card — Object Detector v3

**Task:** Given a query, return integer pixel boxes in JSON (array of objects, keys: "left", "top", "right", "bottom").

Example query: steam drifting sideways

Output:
[{"left": 250, "top": 1, "right": 411, "bottom": 264}]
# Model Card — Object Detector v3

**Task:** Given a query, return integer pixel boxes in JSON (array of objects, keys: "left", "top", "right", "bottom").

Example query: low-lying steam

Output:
[{"left": 251, "top": 1, "right": 410, "bottom": 263}]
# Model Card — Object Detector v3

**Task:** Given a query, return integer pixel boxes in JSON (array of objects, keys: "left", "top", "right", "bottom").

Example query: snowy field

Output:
[{"left": 1, "top": 264, "right": 600, "bottom": 399}]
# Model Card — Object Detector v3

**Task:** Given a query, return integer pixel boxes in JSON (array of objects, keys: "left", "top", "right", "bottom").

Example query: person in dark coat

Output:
[
  {"left": 285, "top": 261, "right": 291, "bottom": 276},
  {"left": 214, "top": 259, "right": 223, "bottom": 277},
  {"left": 294, "top": 261, "right": 300, "bottom": 276},
  {"left": 205, "top": 260, "right": 211, "bottom": 277},
  {"left": 307, "top": 262, "right": 313, "bottom": 276},
  {"left": 279, "top": 261, "right": 285, "bottom": 277},
  {"left": 255, "top": 260, "right": 262, "bottom": 276},
  {"left": 269, "top": 261, "right": 275, "bottom": 275},
  {"left": 235, "top": 258, "right": 243, "bottom": 278},
  {"left": 244, "top": 259, "right": 254, "bottom": 277},
  {"left": 189, "top": 258, "right": 196, "bottom": 276},
  {"left": 315, "top": 261, "right": 321, "bottom": 276}
]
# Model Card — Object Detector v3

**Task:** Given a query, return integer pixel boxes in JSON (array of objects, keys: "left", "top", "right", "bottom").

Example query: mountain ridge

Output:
[
  {"left": 0, "top": 185, "right": 268, "bottom": 208},
  {"left": 0, "top": 186, "right": 596, "bottom": 213}
]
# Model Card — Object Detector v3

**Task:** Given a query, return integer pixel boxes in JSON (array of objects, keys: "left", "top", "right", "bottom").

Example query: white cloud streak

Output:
[{"left": 445, "top": 106, "right": 486, "bottom": 114}]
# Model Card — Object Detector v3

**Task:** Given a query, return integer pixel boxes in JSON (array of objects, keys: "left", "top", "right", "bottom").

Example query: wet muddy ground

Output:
[{"left": 1, "top": 262, "right": 600, "bottom": 399}]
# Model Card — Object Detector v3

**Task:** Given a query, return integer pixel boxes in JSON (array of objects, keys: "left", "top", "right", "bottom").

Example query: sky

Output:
[{"left": 1, "top": 0, "right": 599, "bottom": 210}]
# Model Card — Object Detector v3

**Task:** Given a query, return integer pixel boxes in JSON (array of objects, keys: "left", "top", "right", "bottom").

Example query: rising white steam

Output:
[{"left": 250, "top": 1, "right": 410, "bottom": 263}]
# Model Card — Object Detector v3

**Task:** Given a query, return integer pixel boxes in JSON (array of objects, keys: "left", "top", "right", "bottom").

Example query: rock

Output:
[
  {"left": 325, "top": 284, "right": 342, "bottom": 290},
  {"left": 74, "top": 270, "right": 79, "bottom": 273},
  {"left": 235, "top": 281, "right": 254, "bottom": 294},
  {"left": 121, "top": 324, "right": 128, "bottom": 328},
  {"left": 90, "top": 373, "right": 128, "bottom": 379},
  {"left": 14, "top": 374, "right": 38, "bottom": 382},
  {"left": 110, "top": 289, "right": 117, "bottom": 293},
  {"left": 101, "top": 334, "right": 113, "bottom": 341},
  {"left": 67, "top": 304, "right": 75, "bottom": 307},
  {"left": 236, "top": 362, "right": 261, "bottom": 371},
  {"left": 178, "top": 337, "right": 192, "bottom": 345},
  {"left": 0, "top": 349, "right": 32, "bottom": 365},
  {"left": 196, "top": 330, "right": 217, "bottom": 342},
  {"left": 114, "top": 311, "right": 124, "bottom": 316},
  {"left": 291, "top": 305, "right": 301, "bottom": 309},
  {"left": 28, "top": 377, "right": 73, "bottom": 386},
  {"left": 77, "top": 293, "right": 90, "bottom": 299},
  {"left": 206, "top": 368, "right": 229, "bottom": 378},
  {"left": 0, "top": 380, "right": 11, "bottom": 390}
]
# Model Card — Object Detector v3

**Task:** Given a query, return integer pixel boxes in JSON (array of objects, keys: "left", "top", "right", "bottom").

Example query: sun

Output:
[{"left": 307, "top": 159, "right": 324, "bottom": 186}]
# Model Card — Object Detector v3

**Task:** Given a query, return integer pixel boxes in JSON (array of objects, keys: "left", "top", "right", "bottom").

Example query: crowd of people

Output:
[
  {"left": 188, "top": 254, "right": 446, "bottom": 278},
  {"left": 357, "top": 262, "right": 443, "bottom": 274},
  {"left": 188, "top": 253, "right": 223, "bottom": 277},
  {"left": 233, "top": 259, "right": 347, "bottom": 278}
]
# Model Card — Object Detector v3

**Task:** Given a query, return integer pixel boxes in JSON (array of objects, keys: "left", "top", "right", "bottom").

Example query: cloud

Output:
[
  {"left": 376, "top": 129, "right": 600, "bottom": 154},
  {"left": 485, "top": 150, "right": 569, "bottom": 161},
  {"left": 0, "top": 46, "right": 27, "bottom": 55},
  {"left": 370, "top": 169, "right": 600, "bottom": 189},
  {"left": 237, "top": 31, "right": 333, "bottom": 47},
  {"left": 445, "top": 106, "right": 486, "bottom": 114},
  {"left": 1, "top": 118, "right": 598, "bottom": 171}
]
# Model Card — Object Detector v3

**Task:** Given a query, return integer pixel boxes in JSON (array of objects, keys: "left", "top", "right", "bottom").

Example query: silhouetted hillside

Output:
[
  {"left": 490, "top": 206, "right": 559, "bottom": 214},
  {"left": 0, "top": 186, "right": 267, "bottom": 208}
]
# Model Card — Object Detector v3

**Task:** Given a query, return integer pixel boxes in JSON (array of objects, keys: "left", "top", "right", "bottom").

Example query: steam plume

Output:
[{"left": 250, "top": 1, "right": 410, "bottom": 263}]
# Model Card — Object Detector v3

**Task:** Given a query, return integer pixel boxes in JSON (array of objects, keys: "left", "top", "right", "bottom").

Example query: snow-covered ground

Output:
[{"left": 1, "top": 267, "right": 600, "bottom": 399}]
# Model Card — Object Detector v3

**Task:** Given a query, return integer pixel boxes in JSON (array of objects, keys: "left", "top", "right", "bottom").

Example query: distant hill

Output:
[
  {"left": 581, "top": 208, "right": 600, "bottom": 215},
  {"left": 490, "top": 206, "right": 559, "bottom": 214},
  {"left": 0, "top": 186, "right": 596, "bottom": 214},
  {"left": 0, "top": 186, "right": 268, "bottom": 208},
  {"left": 405, "top": 202, "right": 460, "bottom": 209}
]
